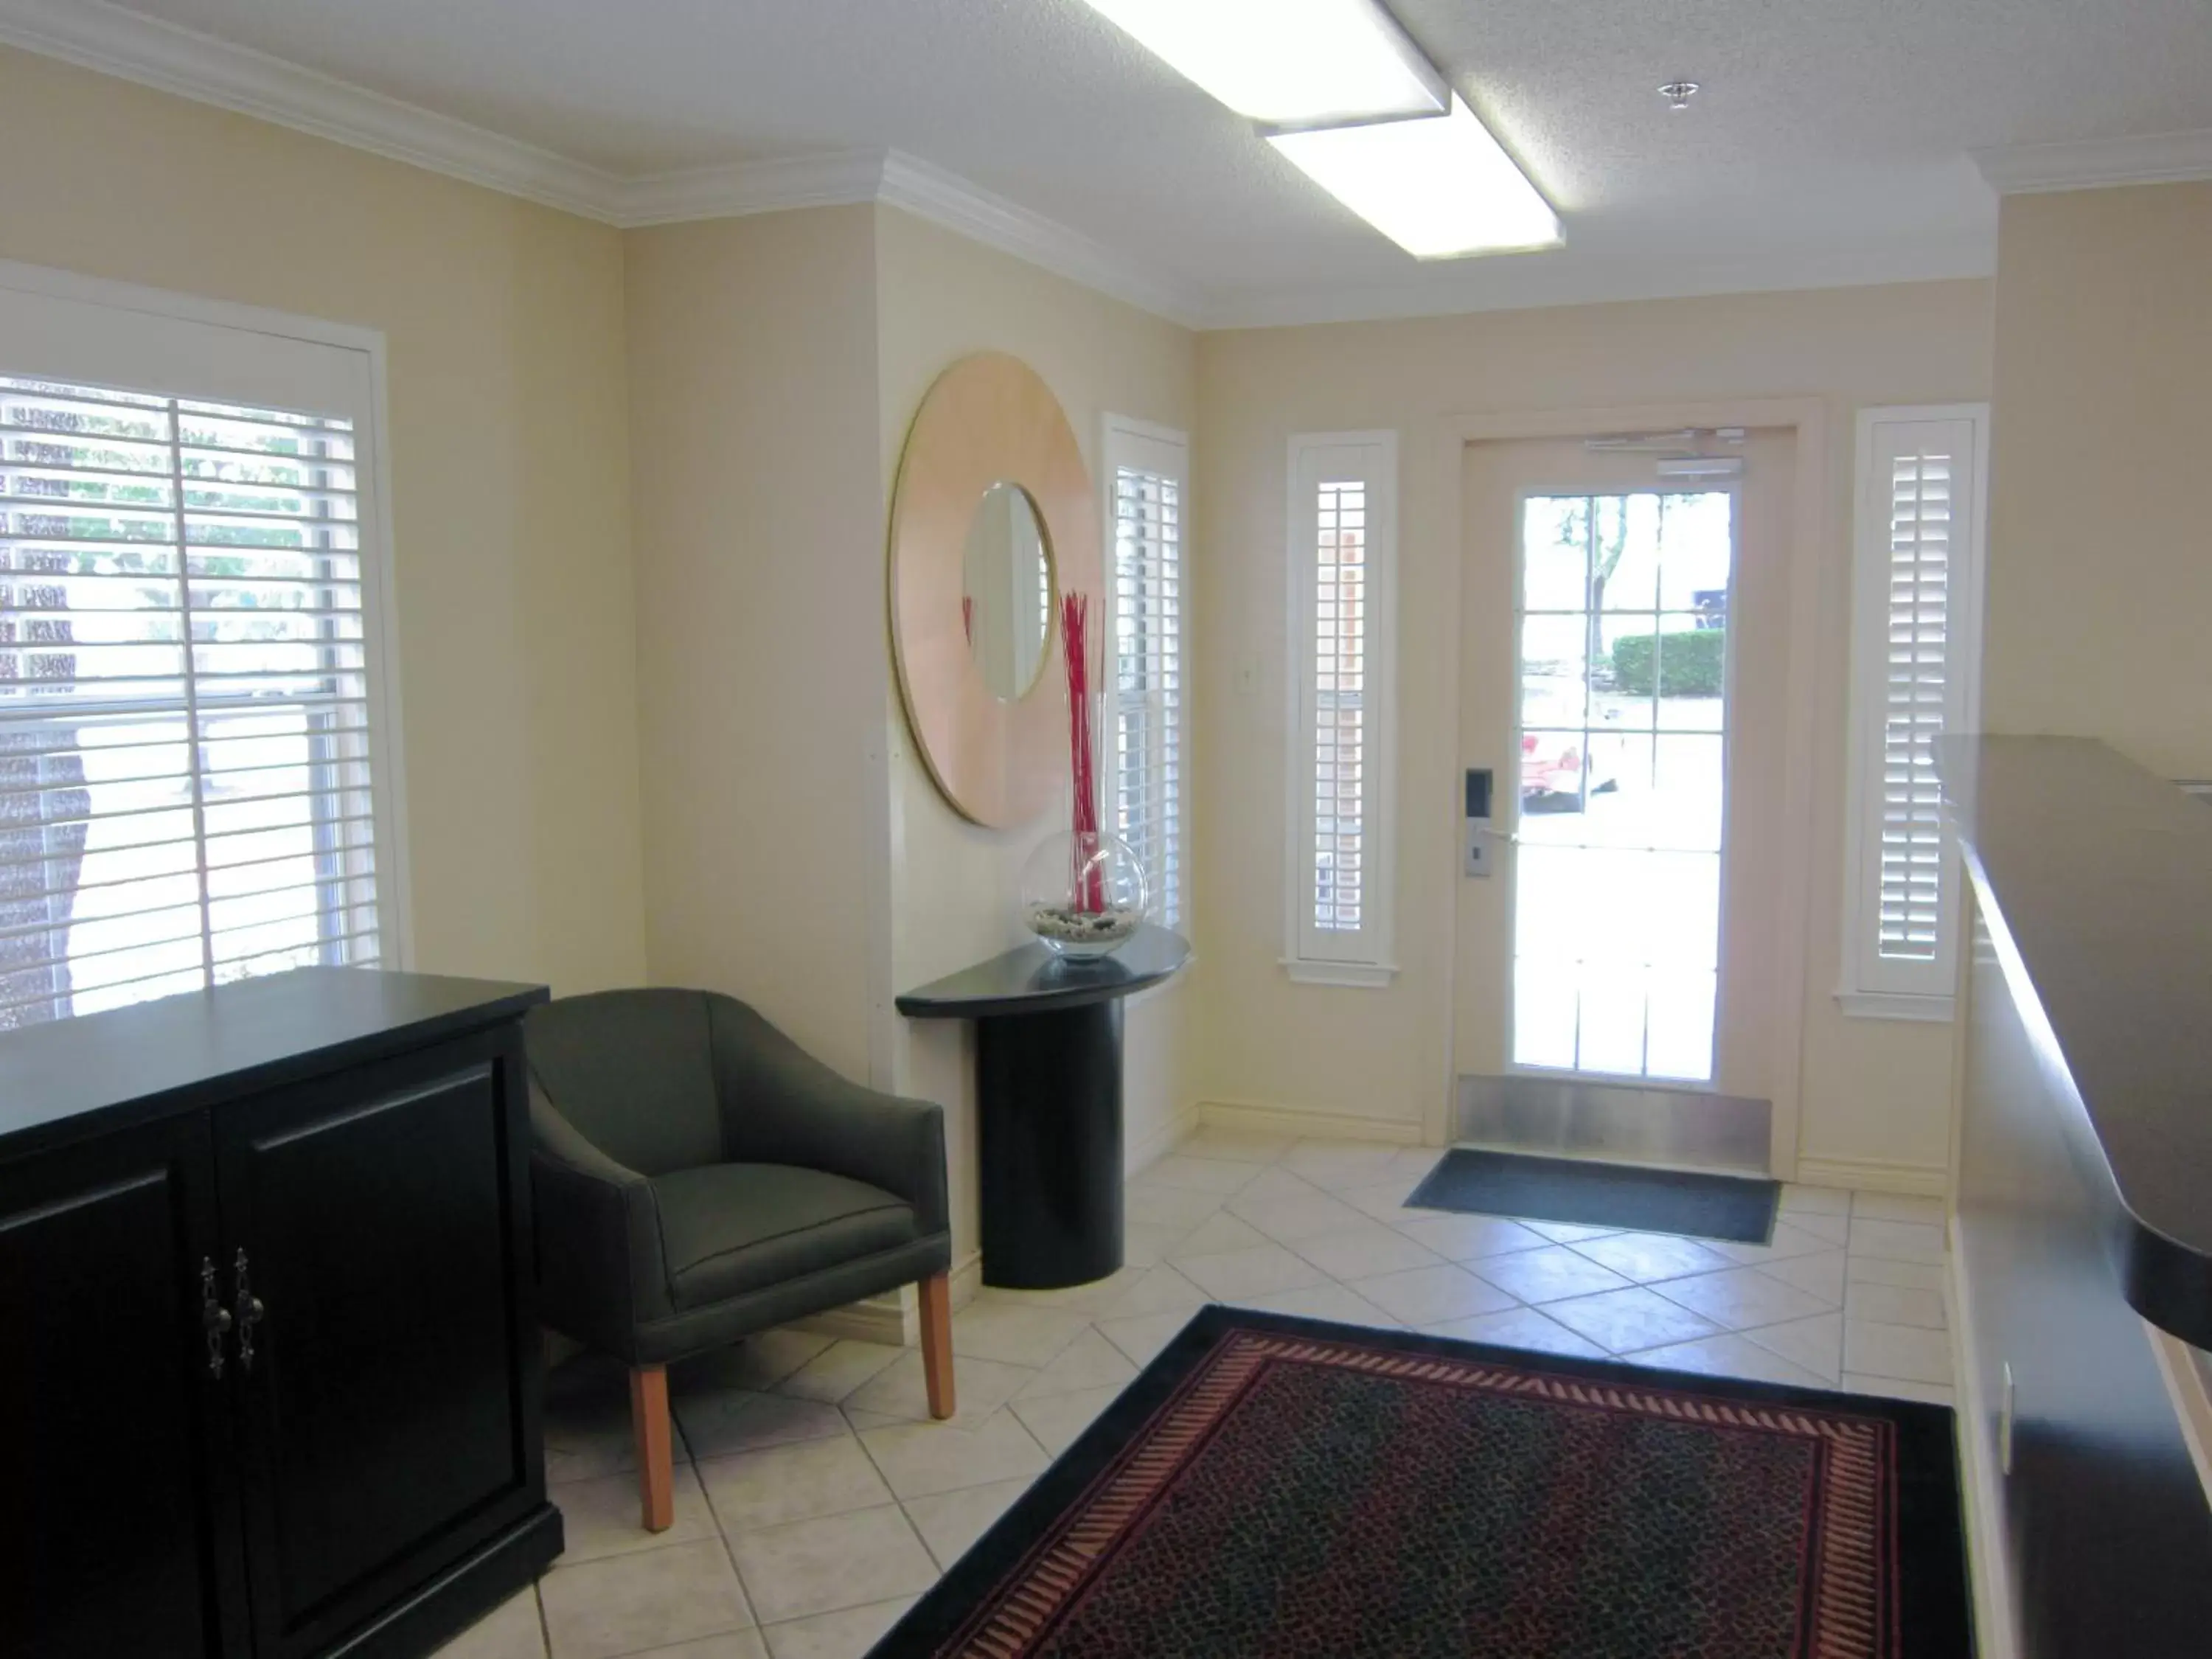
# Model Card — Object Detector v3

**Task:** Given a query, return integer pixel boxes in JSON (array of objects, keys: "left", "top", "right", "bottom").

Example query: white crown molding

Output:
[
  {"left": 875, "top": 152, "right": 1209, "bottom": 329},
  {"left": 1973, "top": 128, "right": 2212, "bottom": 195},
  {"left": 0, "top": 0, "right": 628, "bottom": 220},
  {"left": 618, "top": 150, "right": 891, "bottom": 227}
]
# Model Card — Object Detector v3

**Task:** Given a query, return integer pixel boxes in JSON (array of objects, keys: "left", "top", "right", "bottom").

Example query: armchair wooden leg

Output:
[
  {"left": 629, "top": 1364, "right": 675, "bottom": 1532},
  {"left": 919, "top": 1271, "right": 956, "bottom": 1421}
]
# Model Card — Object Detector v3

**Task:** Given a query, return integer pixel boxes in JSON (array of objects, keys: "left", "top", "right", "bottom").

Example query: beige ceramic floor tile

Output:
[
  {"left": 1543, "top": 1287, "right": 1724, "bottom": 1355},
  {"left": 1847, "top": 1218, "right": 1948, "bottom": 1264},
  {"left": 1390, "top": 1213, "right": 1549, "bottom": 1262},
  {"left": 697, "top": 1433, "right": 894, "bottom": 1534},
  {"left": 1851, "top": 1192, "right": 1947, "bottom": 1225},
  {"left": 553, "top": 1462, "right": 716, "bottom": 1562},
  {"left": 1225, "top": 1169, "right": 1369, "bottom": 1242},
  {"left": 1742, "top": 1312, "right": 1844, "bottom": 1383},
  {"left": 1422, "top": 1305, "right": 1605, "bottom": 1359},
  {"left": 433, "top": 1589, "right": 546, "bottom": 1659},
  {"left": 1469, "top": 1245, "right": 1633, "bottom": 1305},
  {"left": 728, "top": 1506, "right": 937, "bottom": 1627},
  {"left": 858, "top": 1407, "right": 1049, "bottom": 1500},
  {"left": 1095, "top": 1307, "right": 1198, "bottom": 1366},
  {"left": 1778, "top": 1209, "right": 1850, "bottom": 1247},
  {"left": 1840, "top": 1372, "right": 1955, "bottom": 1407},
  {"left": 771, "top": 1340, "right": 905, "bottom": 1404},
  {"left": 759, "top": 1596, "right": 919, "bottom": 1659},
  {"left": 1847, "top": 1255, "right": 1947, "bottom": 1293},
  {"left": 1234, "top": 1282, "right": 1401, "bottom": 1326},
  {"left": 1623, "top": 1334, "right": 1830, "bottom": 1390},
  {"left": 1120, "top": 1220, "right": 1196, "bottom": 1266},
  {"left": 1842, "top": 1318, "right": 1953, "bottom": 1384},
  {"left": 540, "top": 1540, "right": 754, "bottom": 1659},
  {"left": 675, "top": 1390, "right": 851, "bottom": 1461},
  {"left": 1132, "top": 1155, "right": 1263, "bottom": 1195},
  {"left": 842, "top": 1350, "right": 1036, "bottom": 1427},
  {"left": 1290, "top": 1222, "right": 1443, "bottom": 1281},
  {"left": 1702, "top": 1220, "right": 1835, "bottom": 1266},
  {"left": 1172, "top": 1242, "right": 1331, "bottom": 1301},
  {"left": 1346, "top": 1263, "right": 1515, "bottom": 1326},
  {"left": 1087, "top": 1262, "right": 1208, "bottom": 1320},
  {"left": 625, "top": 1635, "right": 770, "bottom": 1659},
  {"left": 1335, "top": 1178, "right": 1426, "bottom": 1220},
  {"left": 1651, "top": 1267, "right": 1831, "bottom": 1332},
  {"left": 1281, "top": 1141, "right": 1406, "bottom": 1190},
  {"left": 1565, "top": 1231, "right": 1736, "bottom": 1284},
  {"left": 902, "top": 1477, "right": 1033, "bottom": 1571},
  {"left": 947, "top": 1301, "right": 1090, "bottom": 1368},
  {"left": 1015, "top": 1327, "right": 1140, "bottom": 1399},
  {"left": 1754, "top": 1250, "right": 1847, "bottom": 1306},
  {"left": 1521, "top": 1221, "right": 1622, "bottom": 1245},
  {"left": 1170, "top": 1211, "right": 1275, "bottom": 1259},
  {"left": 1846, "top": 1280, "right": 1947, "bottom": 1329},
  {"left": 1123, "top": 1183, "right": 1225, "bottom": 1231},
  {"left": 1011, "top": 1382, "right": 1125, "bottom": 1456}
]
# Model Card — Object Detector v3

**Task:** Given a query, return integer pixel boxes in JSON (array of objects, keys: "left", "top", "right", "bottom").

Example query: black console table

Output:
[
  {"left": 897, "top": 925, "right": 1190, "bottom": 1290},
  {"left": 0, "top": 967, "right": 560, "bottom": 1659}
]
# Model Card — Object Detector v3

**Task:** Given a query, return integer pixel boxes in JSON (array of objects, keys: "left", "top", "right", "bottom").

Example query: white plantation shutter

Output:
[
  {"left": 0, "top": 274, "right": 397, "bottom": 1031},
  {"left": 1105, "top": 417, "right": 1187, "bottom": 931},
  {"left": 1843, "top": 406, "right": 1986, "bottom": 1013},
  {"left": 1288, "top": 431, "right": 1397, "bottom": 984}
]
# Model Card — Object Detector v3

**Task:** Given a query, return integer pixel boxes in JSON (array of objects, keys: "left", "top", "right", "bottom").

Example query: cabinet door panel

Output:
[
  {"left": 0, "top": 1115, "right": 248, "bottom": 1659},
  {"left": 219, "top": 1034, "right": 540, "bottom": 1658}
]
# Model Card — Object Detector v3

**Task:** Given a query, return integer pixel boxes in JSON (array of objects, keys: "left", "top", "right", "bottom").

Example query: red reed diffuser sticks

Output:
[{"left": 1060, "top": 591, "right": 1105, "bottom": 913}]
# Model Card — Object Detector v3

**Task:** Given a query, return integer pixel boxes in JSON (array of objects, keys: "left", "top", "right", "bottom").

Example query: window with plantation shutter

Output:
[
  {"left": 1104, "top": 416, "right": 1187, "bottom": 932},
  {"left": 1840, "top": 405, "right": 1987, "bottom": 1018},
  {"left": 0, "top": 268, "right": 400, "bottom": 1030},
  {"left": 1287, "top": 431, "right": 1397, "bottom": 985}
]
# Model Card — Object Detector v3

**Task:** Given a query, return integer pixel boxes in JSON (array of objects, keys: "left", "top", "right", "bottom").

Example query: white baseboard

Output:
[
  {"left": 792, "top": 1249, "right": 984, "bottom": 1348},
  {"left": 1196, "top": 1099, "right": 1426, "bottom": 1146},
  {"left": 1794, "top": 1155, "right": 1950, "bottom": 1198},
  {"left": 1947, "top": 1217, "right": 2020, "bottom": 1659},
  {"left": 1125, "top": 1102, "right": 1201, "bottom": 1177}
]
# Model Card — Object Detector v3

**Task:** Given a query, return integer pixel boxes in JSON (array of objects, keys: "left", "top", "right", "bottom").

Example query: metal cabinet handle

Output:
[
  {"left": 232, "top": 1248, "right": 266, "bottom": 1373},
  {"left": 201, "top": 1256, "right": 233, "bottom": 1378}
]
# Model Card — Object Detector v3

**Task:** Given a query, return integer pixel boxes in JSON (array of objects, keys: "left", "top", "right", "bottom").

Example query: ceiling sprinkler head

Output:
[{"left": 1659, "top": 80, "right": 1700, "bottom": 112}]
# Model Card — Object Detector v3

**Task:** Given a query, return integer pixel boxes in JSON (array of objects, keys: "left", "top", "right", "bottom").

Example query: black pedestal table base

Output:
[{"left": 897, "top": 925, "right": 1190, "bottom": 1292}]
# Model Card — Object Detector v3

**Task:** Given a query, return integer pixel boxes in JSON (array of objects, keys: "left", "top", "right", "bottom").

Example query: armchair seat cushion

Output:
[{"left": 653, "top": 1163, "right": 919, "bottom": 1312}]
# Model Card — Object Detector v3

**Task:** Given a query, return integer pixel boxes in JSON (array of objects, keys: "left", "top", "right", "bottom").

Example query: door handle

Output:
[
  {"left": 232, "top": 1248, "right": 266, "bottom": 1373},
  {"left": 201, "top": 1256, "right": 233, "bottom": 1378}
]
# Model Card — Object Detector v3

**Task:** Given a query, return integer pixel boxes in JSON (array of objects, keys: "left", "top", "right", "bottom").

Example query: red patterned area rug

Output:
[{"left": 872, "top": 1308, "right": 1972, "bottom": 1659}]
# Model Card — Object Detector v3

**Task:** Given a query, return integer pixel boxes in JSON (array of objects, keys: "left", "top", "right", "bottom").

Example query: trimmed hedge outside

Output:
[{"left": 1611, "top": 627, "right": 1727, "bottom": 697}]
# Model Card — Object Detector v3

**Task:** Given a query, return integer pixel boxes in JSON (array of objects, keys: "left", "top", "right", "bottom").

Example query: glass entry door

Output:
[{"left": 1512, "top": 491, "right": 1734, "bottom": 1082}]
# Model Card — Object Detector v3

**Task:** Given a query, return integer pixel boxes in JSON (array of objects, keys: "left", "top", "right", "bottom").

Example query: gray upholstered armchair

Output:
[{"left": 525, "top": 989, "right": 954, "bottom": 1529}]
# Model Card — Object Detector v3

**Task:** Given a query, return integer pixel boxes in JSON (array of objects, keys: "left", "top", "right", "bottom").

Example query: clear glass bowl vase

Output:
[{"left": 1020, "top": 830, "right": 1148, "bottom": 959}]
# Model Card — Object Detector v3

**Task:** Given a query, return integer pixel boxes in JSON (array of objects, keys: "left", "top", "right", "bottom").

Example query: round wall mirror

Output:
[{"left": 961, "top": 481, "right": 1053, "bottom": 703}]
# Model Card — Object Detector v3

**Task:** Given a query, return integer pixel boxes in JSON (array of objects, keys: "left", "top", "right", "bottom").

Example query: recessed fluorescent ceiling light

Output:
[
  {"left": 1081, "top": 0, "right": 1447, "bottom": 126},
  {"left": 1267, "top": 96, "right": 1561, "bottom": 259}
]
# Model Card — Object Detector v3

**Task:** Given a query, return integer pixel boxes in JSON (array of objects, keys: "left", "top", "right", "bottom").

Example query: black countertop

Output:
[
  {"left": 1942, "top": 735, "right": 2212, "bottom": 1346},
  {"left": 897, "top": 925, "right": 1191, "bottom": 1018},
  {"left": 0, "top": 966, "right": 546, "bottom": 1155}
]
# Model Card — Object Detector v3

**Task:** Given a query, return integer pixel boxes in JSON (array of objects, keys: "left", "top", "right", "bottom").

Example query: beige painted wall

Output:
[
  {"left": 874, "top": 206, "right": 1200, "bottom": 1259},
  {"left": 1194, "top": 279, "right": 1994, "bottom": 1178},
  {"left": 0, "top": 46, "right": 647, "bottom": 995},
  {"left": 1985, "top": 181, "right": 2212, "bottom": 780},
  {"left": 626, "top": 208, "right": 891, "bottom": 1079}
]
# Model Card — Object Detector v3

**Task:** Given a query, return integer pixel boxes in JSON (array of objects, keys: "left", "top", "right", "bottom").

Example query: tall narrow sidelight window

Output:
[
  {"left": 1105, "top": 416, "right": 1188, "bottom": 931},
  {"left": 0, "top": 268, "right": 402, "bottom": 1029},
  {"left": 1840, "top": 404, "right": 1987, "bottom": 1019},
  {"left": 1287, "top": 431, "right": 1397, "bottom": 984}
]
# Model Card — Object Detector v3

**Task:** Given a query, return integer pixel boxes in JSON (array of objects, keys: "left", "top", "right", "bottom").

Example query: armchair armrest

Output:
[
  {"left": 706, "top": 999, "right": 948, "bottom": 1237},
  {"left": 529, "top": 1081, "right": 675, "bottom": 1357}
]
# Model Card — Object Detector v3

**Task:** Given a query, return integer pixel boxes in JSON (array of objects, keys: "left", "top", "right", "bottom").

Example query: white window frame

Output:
[
  {"left": 1284, "top": 430, "right": 1398, "bottom": 987},
  {"left": 0, "top": 259, "right": 413, "bottom": 1012},
  {"left": 1838, "top": 403, "right": 1988, "bottom": 1021},
  {"left": 1102, "top": 414, "right": 1189, "bottom": 935}
]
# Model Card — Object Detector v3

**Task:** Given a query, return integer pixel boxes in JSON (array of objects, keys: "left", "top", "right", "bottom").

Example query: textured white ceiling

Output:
[{"left": 88, "top": 0, "right": 2212, "bottom": 321}]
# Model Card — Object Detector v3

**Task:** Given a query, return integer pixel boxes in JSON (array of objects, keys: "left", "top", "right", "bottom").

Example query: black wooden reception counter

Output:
[
  {"left": 898, "top": 925, "right": 1190, "bottom": 1289},
  {"left": 0, "top": 967, "right": 560, "bottom": 1659},
  {"left": 1943, "top": 736, "right": 2212, "bottom": 1656}
]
